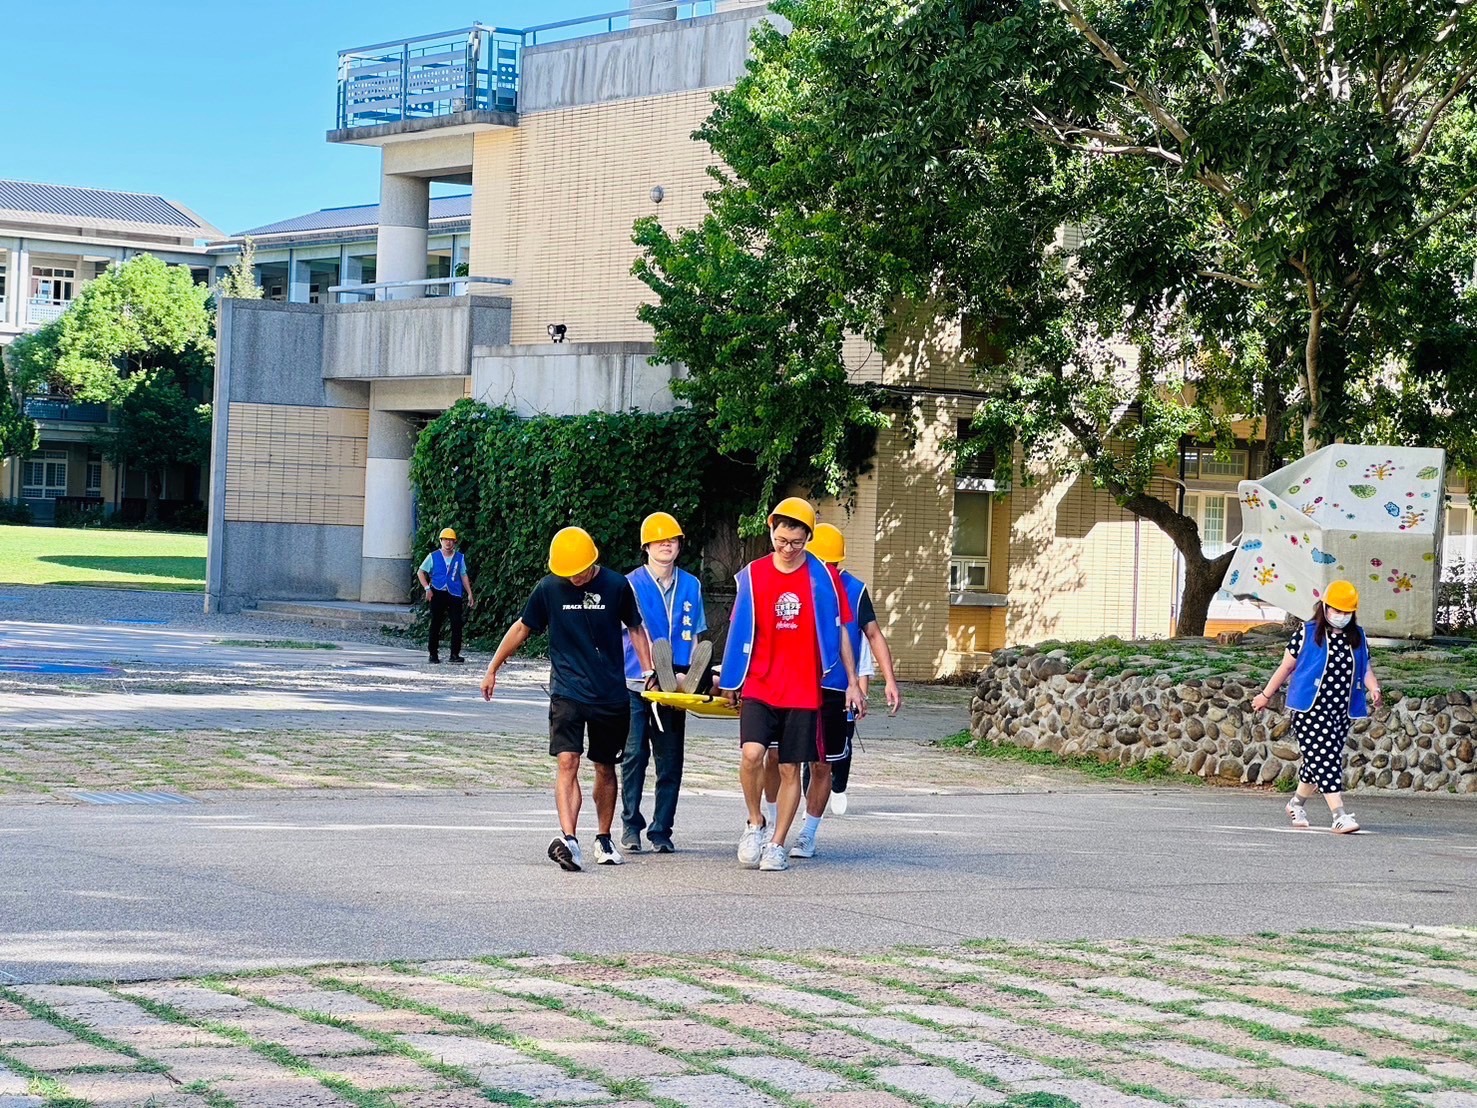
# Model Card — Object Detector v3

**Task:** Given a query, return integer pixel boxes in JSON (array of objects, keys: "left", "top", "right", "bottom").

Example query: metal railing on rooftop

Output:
[
  {"left": 335, "top": 2, "right": 722, "bottom": 129},
  {"left": 328, "top": 275, "right": 513, "bottom": 302},
  {"left": 23, "top": 398, "right": 110, "bottom": 424}
]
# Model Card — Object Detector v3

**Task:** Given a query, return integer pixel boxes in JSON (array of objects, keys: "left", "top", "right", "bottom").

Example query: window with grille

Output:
[
  {"left": 22, "top": 450, "right": 67, "bottom": 498},
  {"left": 86, "top": 453, "right": 103, "bottom": 496},
  {"left": 30, "top": 267, "right": 75, "bottom": 304},
  {"left": 950, "top": 490, "right": 993, "bottom": 591},
  {"left": 1186, "top": 449, "right": 1249, "bottom": 480}
]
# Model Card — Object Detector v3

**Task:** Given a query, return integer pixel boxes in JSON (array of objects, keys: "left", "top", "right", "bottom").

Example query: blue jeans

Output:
[{"left": 621, "top": 691, "right": 686, "bottom": 840}]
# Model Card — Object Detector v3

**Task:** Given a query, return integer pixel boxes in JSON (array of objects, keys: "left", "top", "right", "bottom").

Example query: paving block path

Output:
[{"left": 1, "top": 927, "right": 1476, "bottom": 1107}]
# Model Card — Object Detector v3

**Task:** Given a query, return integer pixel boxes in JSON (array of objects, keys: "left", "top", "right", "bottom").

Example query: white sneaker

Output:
[
  {"left": 759, "top": 842, "right": 790, "bottom": 871},
  {"left": 737, "top": 822, "right": 765, "bottom": 868},
  {"left": 790, "top": 829, "right": 817, "bottom": 859},
  {"left": 829, "top": 791, "right": 848, "bottom": 816},
  {"left": 1331, "top": 812, "right": 1361, "bottom": 834},
  {"left": 594, "top": 834, "right": 623, "bottom": 864},
  {"left": 1285, "top": 799, "right": 1310, "bottom": 828},
  {"left": 549, "top": 835, "right": 583, "bottom": 871}
]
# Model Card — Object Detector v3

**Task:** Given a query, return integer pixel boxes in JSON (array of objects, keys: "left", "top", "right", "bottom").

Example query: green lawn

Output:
[{"left": 0, "top": 525, "right": 206, "bottom": 591}]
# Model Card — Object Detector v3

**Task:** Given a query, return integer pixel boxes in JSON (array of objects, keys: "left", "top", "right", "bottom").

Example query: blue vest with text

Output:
[
  {"left": 821, "top": 570, "right": 868, "bottom": 691},
  {"left": 429, "top": 550, "right": 466, "bottom": 597},
  {"left": 719, "top": 553, "right": 844, "bottom": 691},
  {"left": 623, "top": 566, "right": 706, "bottom": 680},
  {"left": 1287, "top": 621, "right": 1370, "bottom": 718}
]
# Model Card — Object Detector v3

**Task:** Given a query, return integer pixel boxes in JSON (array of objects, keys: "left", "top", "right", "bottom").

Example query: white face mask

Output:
[{"left": 1326, "top": 610, "right": 1353, "bottom": 629}]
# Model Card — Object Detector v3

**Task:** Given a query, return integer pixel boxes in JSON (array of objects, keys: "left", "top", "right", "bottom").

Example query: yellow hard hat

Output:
[
  {"left": 768, "top": 496, "right": 816, "bottom": 535},
  {"left": 807, "top": 522, "right": 846, "bottom": 564},
  {"left": 439, "top": 528, "right": 458, "bottom": 541},
  {"left": 549, "top": 526, "right": 599, "bottom": 578},
  {"left": 640, "top": 511, "right": 684, "bottom": 546},
  {"left": 1324, "top": 580, "right": 1359, "bottom": 612}
]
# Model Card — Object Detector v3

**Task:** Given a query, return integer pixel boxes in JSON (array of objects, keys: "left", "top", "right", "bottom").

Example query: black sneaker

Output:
[
  {"left": 448, "top": 656, "right": 466, "bottom": 665},
  {"left": 649, "top": 835, "right": 675, "bottom": 854},
  {"left": 428, "top": 656, "right": 442, "bottom": 665},
  {"left": 548, "top": 835, "right": 582, "bottom": 871}
]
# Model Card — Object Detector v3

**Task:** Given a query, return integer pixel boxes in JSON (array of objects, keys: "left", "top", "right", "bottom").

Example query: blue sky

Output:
[{"left": 8, "top": 0, "right": 605, "bottom": 236}]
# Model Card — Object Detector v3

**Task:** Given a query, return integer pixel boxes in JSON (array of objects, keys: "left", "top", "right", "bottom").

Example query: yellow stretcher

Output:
[{"left": 641, "top": 690, "right": 740, "bottom": 719}]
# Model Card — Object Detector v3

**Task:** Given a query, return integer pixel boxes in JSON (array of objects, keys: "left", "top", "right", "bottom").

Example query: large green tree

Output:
[
  {"left": 634, "top": 0, "right": 1477, "bottom": 635},
  {"left": 7, "top": 255, "right": 213, "bottom": 523}
]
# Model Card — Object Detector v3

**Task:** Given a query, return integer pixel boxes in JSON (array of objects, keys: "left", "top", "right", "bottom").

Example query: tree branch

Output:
[
  {"left": 1196, "top": 269, "right": 1264, "bottom": 290},
  {"left": 1409, "top": 64, "right": 1477, "bottom": 160},
  {"left": 1247, "top": 0, "right": 1309, "bottom": 90}
]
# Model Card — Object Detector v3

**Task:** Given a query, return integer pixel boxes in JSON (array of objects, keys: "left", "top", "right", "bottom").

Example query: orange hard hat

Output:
[
  {"left": 1324, "top": 580, "right": 1359, "bottom": 612},
  {"left": 768, "top": 496, "right": 816, "bottom": 535},
  {"left": 549, "top": 527, "right": 599, "bottom": 578},
  {"left": 807, "top": 522, "right": 846, "bottom": 564},
  {"left": 640, "top": 512, "right": 684, "bottom": 546}
]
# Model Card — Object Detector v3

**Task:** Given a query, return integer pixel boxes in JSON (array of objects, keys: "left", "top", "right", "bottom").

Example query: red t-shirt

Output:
[{"left": 740, "top": 555, "right": 852, "bottom": 710}]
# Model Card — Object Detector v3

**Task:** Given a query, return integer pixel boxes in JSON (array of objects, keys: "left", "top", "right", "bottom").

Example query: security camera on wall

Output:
[{"left": 547, "top": 323, "right": 567, "bottom": 344}]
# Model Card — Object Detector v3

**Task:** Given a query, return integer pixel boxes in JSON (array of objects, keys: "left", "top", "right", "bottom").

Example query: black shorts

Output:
[
  {"left": 819, "top": 688, "right": 854, "bottom": 763},
  {"left": 740, "top": 700, "right": 818, "bottom": 765},
  {"left": 549, "top": 696, "right": 628, "bottom": 765}
]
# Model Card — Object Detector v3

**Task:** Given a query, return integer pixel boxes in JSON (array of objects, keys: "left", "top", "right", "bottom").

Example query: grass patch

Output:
[
  {"left": 0, "top": 525, "right": 205, "bottom": 591},
  {"left": 940, "top": 730, "right": 1201, "bottom": 785},
  {"left": 213, "top": 640, "right": 340, "bottom": 650},
  {"left": 1343, "top": 986, "right": 1405, "bottom": 1001}
]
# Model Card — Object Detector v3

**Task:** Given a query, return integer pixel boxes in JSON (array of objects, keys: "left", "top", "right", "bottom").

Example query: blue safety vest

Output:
[
  {"left": 1287, "top": 621, "right": 1370, "bottom": 718},
  {"left": 429, "top": 550, "right": 466, "bottom": 597},
  {"left": 719, "top": 552, "right": 844, "bottom": 690},
  {"left": 822, "top": 570, "right": 868, "bottom": 692},
  {"left": 624, "top": 565, "right": 706, "bottom": 679}
]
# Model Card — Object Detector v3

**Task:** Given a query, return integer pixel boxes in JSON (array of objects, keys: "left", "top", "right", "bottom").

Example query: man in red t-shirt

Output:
[{"left": 720, "top": 497, "right": 863, "bottom": 871}]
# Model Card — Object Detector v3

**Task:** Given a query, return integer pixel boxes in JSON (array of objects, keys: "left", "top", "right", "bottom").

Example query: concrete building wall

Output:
[
  {"left": 207, "top": 299, "right": 369, "bottom": 613},
  {"left": 470, "top": 343, "right": 683, "bottom": 416},
  {"left": 322, "top": 297, "right": 510, "bottom": 379},
  {"left": 519, "top": 5, "right": 778, "bottom": 112},
  {"left": 1004, "top": 463, "right": 1179, "bottom": 645}
]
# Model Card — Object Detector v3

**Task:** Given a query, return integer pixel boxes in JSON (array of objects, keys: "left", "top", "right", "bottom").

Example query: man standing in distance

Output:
[
  {"left": 418, "top": 528, "right": 475, "bottom": 664},
  {"left": 621, "top": 512, "right": 709, "bottom": 854},
  {"left": 481, "top": 527, "right": 653, "bottom": 871},
  {"left": 720, "top": 498, "right": 863, "bottom": 872},
  {"left": 791, "top": 522, "right": 901, "bottom": 855}
]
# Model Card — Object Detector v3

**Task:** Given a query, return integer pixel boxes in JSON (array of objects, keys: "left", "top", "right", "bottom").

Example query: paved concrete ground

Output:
[
  {"left": 3, "top": 786, "right": 1475, "bottom": 985},
  {"left": 4, "top": 599, "right": 1477, "bottom": 1106},
  {"left": 2, "top": 927, "right": 1476, "bottom": 1108}
]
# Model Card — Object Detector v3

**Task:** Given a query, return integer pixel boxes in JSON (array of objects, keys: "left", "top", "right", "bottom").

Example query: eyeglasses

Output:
[{"left": 773, "top": 537, "right": 808, "bottom": 551}]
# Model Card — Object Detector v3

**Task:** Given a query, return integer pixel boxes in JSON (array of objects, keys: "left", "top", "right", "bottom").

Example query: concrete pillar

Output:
[
  {"left": 287, "top": 251, "right": 313, "bottom": 303},
  {"left": 7, "top": 244, "right": 29, "bottom": 328},
  {"left": 338, "top": 247, "right": 364, "bottom": 302},
  {"left": 377, "top": 171, "right": 430, "bottom": 300},
  {"left": 361, "top": 409, "right": 418, "bottom": 602}
]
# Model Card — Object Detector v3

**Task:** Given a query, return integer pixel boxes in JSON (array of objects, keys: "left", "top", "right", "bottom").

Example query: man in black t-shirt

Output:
[{"left": 482, "top": 526, "right": 653, "bottom": 871}]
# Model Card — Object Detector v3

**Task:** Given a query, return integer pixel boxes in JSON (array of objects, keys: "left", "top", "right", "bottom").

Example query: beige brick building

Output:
[{"left": 208, "top": 3, "right": 1475, "bottom": 671}]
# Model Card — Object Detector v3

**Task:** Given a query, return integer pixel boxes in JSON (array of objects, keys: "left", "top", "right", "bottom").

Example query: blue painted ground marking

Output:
[
  {"left": 70, "top": 791, "right": 198, "bottom": 806},
  {"left": 0, "top": 661, "right": 118, "bottom": 676},
  {"left": 104, "top": 619, "right": 168, "bottom": 626}
]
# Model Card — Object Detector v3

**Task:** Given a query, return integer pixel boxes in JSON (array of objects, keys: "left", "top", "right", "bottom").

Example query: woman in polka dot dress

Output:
[{"left": 1251, "top": 580, "right": 1382, "bottom": 833}]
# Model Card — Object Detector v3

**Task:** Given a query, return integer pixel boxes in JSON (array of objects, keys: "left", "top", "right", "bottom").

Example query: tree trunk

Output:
[
  {"left": 1176, "top": 547, "right": 1237, "bottom": 637},
  {"left": 1261, "top": 362, "right": 1287, "bottom": 474},
  {"left": 145, "top": 470, "right": 162, "bottom": 525},
  {"left": 1118, "top": 491, "right": 1237, "bottom": 638}
]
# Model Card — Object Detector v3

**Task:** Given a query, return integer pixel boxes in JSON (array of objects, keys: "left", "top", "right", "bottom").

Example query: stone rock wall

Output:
[{"left": 969, "top": 645, "right": 1477, "bottom": 793}]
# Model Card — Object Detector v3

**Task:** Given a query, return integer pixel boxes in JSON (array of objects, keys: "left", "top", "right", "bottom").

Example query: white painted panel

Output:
[{"left": 362, "top": 457, "right": 414, "bottom": 559}]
